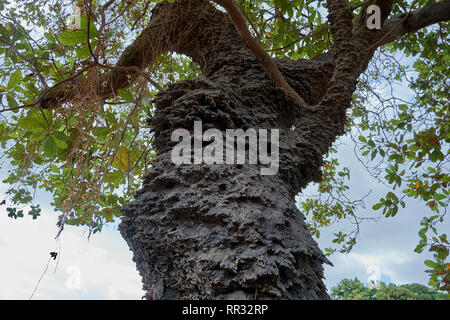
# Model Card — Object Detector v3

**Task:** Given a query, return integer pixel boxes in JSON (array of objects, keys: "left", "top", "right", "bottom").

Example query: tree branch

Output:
[
  {"left": 317, "top": 0, "right": 359, "bottom": 119},
  {"left": 37, "top": 0, "right": 262, "bottom": 110},
  {"left": 0, "top": 38, "right": 48, "bottom": 89},
  {"left": 354, "top": 0, "right": 394, "bottom": 27},
  {"left": 378, "top": 0, "right": 450, "bottom": 46},
  {"left": 214, "top": 0, "right": 308, "bottom": 110}
]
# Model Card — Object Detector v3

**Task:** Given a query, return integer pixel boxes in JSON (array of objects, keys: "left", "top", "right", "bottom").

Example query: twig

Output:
[
  {"left": 85, "top": 0, "right": 99, "bottom": 65},
  {"left": 29, "top": 256, "right": 52, "bottom": 300},
  {"left": 0, "top": 38, "right": 48, "bottom": 89}
]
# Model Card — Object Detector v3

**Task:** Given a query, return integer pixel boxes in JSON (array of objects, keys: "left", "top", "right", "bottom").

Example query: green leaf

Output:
[
  {"left": 41, "top": 109, "right": 53, "bottom": 128},
  {"left": 372, "top": 203, "right": 383, "bottom": 210},
  {"left": 29, "top": 128, "right": 46, "bottom": 142},
  {"left": 76, "top": 40, "right": 98, "bottom": 59},
  {"left": 57, "top": 30, "right": 86, "bottom": 46},
  {"left": 387, "top": 192, "right": 397, "bottom": 201},
  {"left": 17, "top": 116, "right": 44, "bottom": 132},
  {"left": 7, "top": 70, "right": 22, "bottom": 89},
  {"left": 76, "top": 44, "right": 92, "bottom": 59},
  {"left": 117, "top": 89, "right": 134, "bottom": 102},
  {"left": 419, "top": 228, "right": 427, "bottom": 240},
  {"left": 371, "top": 149, "right": 377, "bottom": 160},
  {"left": 53, "top": 132, "right": 67, "bottom": 149},
  {"left": 49, "top": 164, "right": 59, "bottom": 173},
  {"left": 391, "top": 206, "right": 398, "bottom": 217},
  {"left": 424, "top": 260, "right": 438, "bottom": 268},
  {"left": 43, "top": 136, "right": 58, "bottom": 157},
  {"left": 433, "top": 194, "right": 446, "bottom": 201},
  {"left": 80, "top": 16, "right": 98, "bottom": 38},
  {"left": 415, "top": 242, "right": 426, "bottom": 253}
]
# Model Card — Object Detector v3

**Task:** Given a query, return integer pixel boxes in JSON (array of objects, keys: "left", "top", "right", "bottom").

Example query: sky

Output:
[
  {"left": 0, "top": 192, "right": 143, "bottom": 299},
  {"left": 316, "top": 135, "right": 445, "bottom": 289},
  {"left": 0, "top": 130, "right": 447, "bottom": 299}
]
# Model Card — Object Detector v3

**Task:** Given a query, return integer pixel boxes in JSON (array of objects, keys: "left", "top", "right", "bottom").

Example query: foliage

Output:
[
  {"left": 0, "top": 0, "right": 195, "bottom": 233},
  {"left": 0, "top": 0, "right": 448, "bottom": 291},
  {"left": 330, "top": 278, "right": 449, "bottom": 300}
]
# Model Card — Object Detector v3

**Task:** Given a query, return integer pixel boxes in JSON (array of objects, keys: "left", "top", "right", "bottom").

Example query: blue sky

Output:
[{"left": 0, "top": 195, "right": 143, "bottom": 299}]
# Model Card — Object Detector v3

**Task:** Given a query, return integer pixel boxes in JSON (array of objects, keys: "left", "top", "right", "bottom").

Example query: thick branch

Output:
[
  {"left": 317, "top": 0, "right": 359, "bottom": 119},
  {"left": 38, "top": 0, "right": 227, "bottom": 109},
  {"left": 378, "top": 0, "right": 450, "bottom": 46}
]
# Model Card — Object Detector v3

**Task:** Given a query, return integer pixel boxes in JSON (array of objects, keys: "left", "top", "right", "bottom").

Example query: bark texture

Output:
[
  {"left": 119, "top": 0, "right": 338, "bottom": 299},
  {"left": 119, "top": 73, "right": 334, "bottom": 299}
]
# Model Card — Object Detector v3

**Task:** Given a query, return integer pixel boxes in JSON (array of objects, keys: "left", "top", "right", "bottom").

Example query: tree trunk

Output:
[
  {"left": 31, "top": 0, "right": 449, "bottom": 300},
  {"left": 118, "top": 0, "right": 342, "bottom": 300}
]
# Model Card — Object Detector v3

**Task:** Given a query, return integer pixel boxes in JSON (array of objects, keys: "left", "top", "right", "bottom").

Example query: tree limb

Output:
[
  {"left": 214, "top": 0, "right": 308, "bottom": 109},
  {"left": 317, "top": 0, "right": 359, "bottom": 119},
  {"left": 378, "top": 0, "right": 450, "bottom": 46},
  {"left": 37, "top": 0, "right": 260, "bottom": 110}
]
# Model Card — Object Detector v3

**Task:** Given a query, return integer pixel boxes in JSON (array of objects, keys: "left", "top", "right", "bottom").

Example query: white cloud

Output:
[
  {"left": 323, "top": 249, "right": 414, "bottom": 287},
  {"left": 0, "top": 237, "right": 7, "bottom": 247},
  {"left": 0, "top": 209, "right": 144, "bottom": 300}
]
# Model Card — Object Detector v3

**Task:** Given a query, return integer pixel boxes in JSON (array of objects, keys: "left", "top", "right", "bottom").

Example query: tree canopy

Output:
[
  {"left": 331, "top": 278, "right": 449, "bottom": 299},
  {"left": 0, "top": 0, "right": 448, "bottom": 293}
]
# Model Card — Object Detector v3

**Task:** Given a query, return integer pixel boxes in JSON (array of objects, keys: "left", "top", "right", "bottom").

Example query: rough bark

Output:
[
  {"left": 36, "top": 0, "right": 450, "bottom": 300},
  {"left": 118, "top": 0, "right": 336, "bottom": 299},
  {"left": 117, "top": 0, "right": 449, "bottom": 300},
  {"left": 119, "top": 63, "right": 336, "bottom": 299}
]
